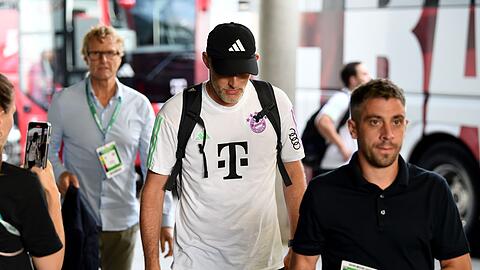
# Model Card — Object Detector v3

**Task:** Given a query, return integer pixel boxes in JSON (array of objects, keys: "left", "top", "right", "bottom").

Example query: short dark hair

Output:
[
  {"left": 340, "top": 62, "right": 361, "bottom": 88},
  {"left": 350, "top": 78, "right": 406, "bottom": 123},
  {"left": 0, "top": 73, "right": 13, "bottom": 112}
]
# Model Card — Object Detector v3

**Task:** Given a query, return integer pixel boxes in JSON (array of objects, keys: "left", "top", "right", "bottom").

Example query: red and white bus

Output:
[{"left": 197, "top": 0, "right": 480, "bottom": 245}]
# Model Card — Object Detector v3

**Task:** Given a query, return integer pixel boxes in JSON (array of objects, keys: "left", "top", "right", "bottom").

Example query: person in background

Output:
[
  {"left": 0, "top": 73, "right": 64, "bottom": 270},
  {"left": 141, "top": 22, "right": 306, "bottom": 270},
  {"left": 306, "top": 62, "right": 370, "bottom": 179},
  {"left": 48, "top": 25, "right": 173, "bottom": 270},
  {"left": 291, "top": 79, "right": 471, "bottom": 270},
  {"left": 26, "top": 132, "right": 40, "bottom": 168}
]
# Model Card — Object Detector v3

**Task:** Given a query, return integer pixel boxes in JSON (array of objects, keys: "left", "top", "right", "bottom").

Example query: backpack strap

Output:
[
  {"left": 250, "top": 80, "right": 292, "bottom": 187},
  {"left": 165, "top": 83, "right": 207, "bottom": 197},
  {"left": 338, "top": 107, "right": 350, "bottom": 132}
]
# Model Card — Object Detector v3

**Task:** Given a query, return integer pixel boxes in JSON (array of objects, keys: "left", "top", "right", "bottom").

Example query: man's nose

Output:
[
  {"left": 381, "top": 123, "right": 394, "bottom": 140},
  {"left": 228, "top": 76, "right": 240, "bottom": 88},
  {"left": 98, "top": 53, "right": 109, "bottom": 62}
]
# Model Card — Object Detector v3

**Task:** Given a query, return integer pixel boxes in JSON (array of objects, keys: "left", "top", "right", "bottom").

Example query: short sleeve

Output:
[
  {"left": 18, "top": 174, "right": 62, "bottom": 257},
  {"left": 139, "top": 94, "right": 156, "bottom": 180},
  {"left": 431, "top": 176, "right": 469, "bottom": 260},
  {"left": 147, "top": 97, "right": 181, "bottom": 176},
  {"left": 292, "top": 184, "right": 324, "bottom": 255},
  {"left": 317, "top": 91, "right": 349, "bottom": 126}
]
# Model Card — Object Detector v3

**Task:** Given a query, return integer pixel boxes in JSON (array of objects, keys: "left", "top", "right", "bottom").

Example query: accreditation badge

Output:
[
  {"left": 340, "top": 260, "right": 377, "bottom": 270},
  {"left": 96, "top": 141, "right": 124, "bottom": 178}
]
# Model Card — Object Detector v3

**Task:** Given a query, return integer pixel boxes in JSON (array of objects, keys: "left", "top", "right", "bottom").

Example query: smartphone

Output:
[{"left": 24, "top": 121, "right": 51, "bottom": 169}]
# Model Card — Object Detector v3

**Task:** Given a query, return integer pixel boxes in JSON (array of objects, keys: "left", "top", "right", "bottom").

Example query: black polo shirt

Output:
[{"left": 292, "top": 153, "right": 469, "bottom": 270}]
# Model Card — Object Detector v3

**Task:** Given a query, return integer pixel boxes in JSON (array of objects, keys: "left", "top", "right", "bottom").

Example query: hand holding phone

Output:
[
  {"left": 24, "top": 121, "right": 51, "bottom": 169},
  {"left": 30, "top": 160, "right": 58, "bottom": 194}
]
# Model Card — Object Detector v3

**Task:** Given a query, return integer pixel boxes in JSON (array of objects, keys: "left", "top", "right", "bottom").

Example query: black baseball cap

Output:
[{"left": 206, "top": 22, "right": 258, "bottom": 76}]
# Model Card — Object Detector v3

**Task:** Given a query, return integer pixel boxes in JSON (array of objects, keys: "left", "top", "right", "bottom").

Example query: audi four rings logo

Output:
[{"left": 289, "top": 128, "right": 301, "bottom": 150}]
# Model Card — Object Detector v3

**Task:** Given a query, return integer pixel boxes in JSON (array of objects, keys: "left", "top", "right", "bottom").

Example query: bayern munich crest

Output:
[{"left": 247, "top": 112, "right": 267, "bottom": 133}]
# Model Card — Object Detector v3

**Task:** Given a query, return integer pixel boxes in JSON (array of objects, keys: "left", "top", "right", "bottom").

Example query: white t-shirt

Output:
[
  {"left": 317, "top": 89, "right": 357, "bottom": 170},
  {"left": 149, "top": 81, "right": 304, "bottom": 270}
]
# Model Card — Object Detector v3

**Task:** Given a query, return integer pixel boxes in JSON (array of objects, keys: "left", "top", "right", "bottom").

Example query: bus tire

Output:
[{"left": 416, "top": 142, "right": 480, "bottom": 241}]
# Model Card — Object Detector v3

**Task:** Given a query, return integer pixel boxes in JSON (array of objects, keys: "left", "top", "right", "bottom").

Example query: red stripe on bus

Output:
[{"left": 460, "top": 126, "right": 479, "bottom": 161}]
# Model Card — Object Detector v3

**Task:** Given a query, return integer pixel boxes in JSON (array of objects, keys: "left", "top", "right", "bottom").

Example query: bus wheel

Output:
[{"left": 416, "top": 142, "right": 479, "bottom": 237}]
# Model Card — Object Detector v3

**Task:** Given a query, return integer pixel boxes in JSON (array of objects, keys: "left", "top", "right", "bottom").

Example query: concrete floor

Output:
[{"left": 131, "top": 231, "right": 480, "bottom": 270}]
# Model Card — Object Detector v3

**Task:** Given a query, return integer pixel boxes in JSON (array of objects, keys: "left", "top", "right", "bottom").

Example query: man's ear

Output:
[
  {"left": 202, "top": 52, "right": 211, "bottom": 69},
  {"left": 348, "top": 76, "right": 357, "bottom": 89},
  {"left": 255, "top": 53, "right": 260, "bottom": 61},
  {"left": 348, "top": 119, "right": 358, "bottom": 139}
]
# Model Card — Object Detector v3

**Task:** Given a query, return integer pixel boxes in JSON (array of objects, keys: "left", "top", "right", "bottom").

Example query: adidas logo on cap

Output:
[{"left": 228, "top": 39, "right": 246, "bottom": 52}]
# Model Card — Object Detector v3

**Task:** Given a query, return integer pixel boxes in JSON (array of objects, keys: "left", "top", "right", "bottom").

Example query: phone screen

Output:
[{"left": 24, "top": 122, "right": 51, "bottom": 169}]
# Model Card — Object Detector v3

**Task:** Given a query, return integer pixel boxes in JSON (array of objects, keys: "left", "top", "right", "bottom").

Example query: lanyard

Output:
[{"left": 86, "top": 82, "right": 122, "bottom": 138}]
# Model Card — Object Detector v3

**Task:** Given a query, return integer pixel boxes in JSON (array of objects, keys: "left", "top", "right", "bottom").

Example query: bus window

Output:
[
  {"left": 110, "top": 0, "right": 196, "bottom": 103},
  {"left": 127, "top": 0, "right": 195, "bottom": 49}
]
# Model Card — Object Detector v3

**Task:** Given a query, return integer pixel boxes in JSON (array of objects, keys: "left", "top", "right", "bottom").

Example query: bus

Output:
[{"left": 197, "top": 0, "right": 480, "bottom": 246}]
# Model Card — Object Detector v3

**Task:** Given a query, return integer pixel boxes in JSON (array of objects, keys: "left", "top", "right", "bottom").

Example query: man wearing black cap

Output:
[{"left": 141, "top": 22, "right": 307, "bottom": 270}]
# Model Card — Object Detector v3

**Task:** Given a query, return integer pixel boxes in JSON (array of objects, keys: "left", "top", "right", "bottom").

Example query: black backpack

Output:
[
  {"left": 164, "top": 80, "right": 292, "bottom": 196},
  {"left": 301, "top": 102, "right": 350, "bottom": 172}
]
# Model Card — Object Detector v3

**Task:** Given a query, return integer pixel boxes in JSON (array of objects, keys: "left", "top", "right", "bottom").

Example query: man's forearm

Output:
[
  {"left": 317, "top": 115, "right": 345, "bottom": 147},
  {"left": 283, "top": 161, "right": 307, "bottom": 237},
  {"left": 140, "top": 177, "right": 165, "bottom": 269}
]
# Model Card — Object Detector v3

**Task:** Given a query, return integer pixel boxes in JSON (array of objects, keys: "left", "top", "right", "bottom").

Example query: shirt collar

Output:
[
  {"left": 113, "top": 78, "right": 124, "bottom": 100},
  {"left": 87, "top": 77, "right": 123, "bottom": 106},
  {"left": 349, "top": 152, "right": 409, "bottom": 189}
]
